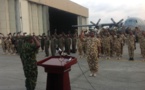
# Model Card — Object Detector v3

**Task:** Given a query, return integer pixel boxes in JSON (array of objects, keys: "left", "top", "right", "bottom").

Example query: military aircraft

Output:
[
  {"left": 123, "top": 17, "right": 145, "bottom": 31},
  {"left": 72, "top": 18, "right": 124, "bottom": 29}
]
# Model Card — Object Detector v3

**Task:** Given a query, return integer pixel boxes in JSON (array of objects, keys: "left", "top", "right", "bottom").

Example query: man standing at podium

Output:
[
  {"left": 87, "top": 32, "right": 99, "bottom": 77},
  {"left": 19, "top": 35, "right": 40, "bottom": 90}
]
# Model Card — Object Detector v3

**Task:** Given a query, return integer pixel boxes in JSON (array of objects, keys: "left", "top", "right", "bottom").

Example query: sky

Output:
[{"left": 71, "top": 0, "right": 145, "bottom": 24}]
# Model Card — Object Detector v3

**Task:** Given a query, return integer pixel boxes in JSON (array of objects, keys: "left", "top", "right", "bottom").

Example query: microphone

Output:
[{"left": 56, "top": 47, "right": 63, "bottom": 56}]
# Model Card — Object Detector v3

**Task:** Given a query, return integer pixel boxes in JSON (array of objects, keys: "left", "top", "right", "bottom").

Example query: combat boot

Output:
[{"left": 129, "top": 58, "right": 134, "bottom": 61}]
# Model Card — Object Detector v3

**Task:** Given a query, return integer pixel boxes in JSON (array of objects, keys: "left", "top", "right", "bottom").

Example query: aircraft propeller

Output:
[
  {"left": 110, "top": 18, "right": 124, "bottom": 27},
  {"left": 90, "top": 19, "right": 101, "bottom": 29}
]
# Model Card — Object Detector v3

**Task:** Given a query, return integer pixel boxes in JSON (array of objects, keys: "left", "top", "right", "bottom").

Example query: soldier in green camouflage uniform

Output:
[
  {"left": 87, "top": 32, "right": 99, "bottom": 77},
  {"left": 11, "top": 35, "right": 17, "bottom": 55},
  {"left": 71, "top": 34, "right": 77, "bottom": 53},
  {"left": 16, "top": 33, "right": 25, "bottom": 55},
  {"left": 19, "top": 35, "right": 40, "bottom": 90},
  {"left": 126, "top": 32, "right": 136, "bottom": 60},
  {"left": 50, "top": 35, "right": 57, "bottom": 56},
  {"left": 44, "top": 36, "right": 50, "bottom": 57},
  {"left": 64, "top": 34, "right": 71, "bottom": 55},
  {"left": 40, "top": 35, "right": 45, "bottom": 52},
  {"left": 58, "top": 34, "right": 64, "bottom": 51}
]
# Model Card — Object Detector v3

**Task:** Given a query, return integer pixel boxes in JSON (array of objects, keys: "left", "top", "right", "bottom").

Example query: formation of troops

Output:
[
  {"left": 0, "top": 26, "right": 145, "bottom": 81},
  {"left": 77, "top": 27, "right": 145, "bottom": 77},
  {"left": 0, "top": 32, "right": 77, "bottom": 57}
]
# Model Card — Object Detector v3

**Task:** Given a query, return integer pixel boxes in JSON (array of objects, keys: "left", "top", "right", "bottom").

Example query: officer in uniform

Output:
[{"left": 19, "top": 35, "right": 40, "bottom": 90}]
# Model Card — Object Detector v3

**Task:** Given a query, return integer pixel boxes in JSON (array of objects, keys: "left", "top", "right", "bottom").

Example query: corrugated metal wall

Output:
[
  {"left": 15, "top": 0, "right": 21, "bottom": 32},
  {"left": 28, "top": 2, "right": 49, "bottom": 35},
  {"left": 38, "top": 5, "right": 43, "bottom": 35},
  {"left": 42, "top": 5, "right": 49, "bottom": 35},
  {"left": 8, "top": 0, "right": 17, "bottom": 33},
  {"left": 0, "top": 0, "right": 10, "bottom": 35}
]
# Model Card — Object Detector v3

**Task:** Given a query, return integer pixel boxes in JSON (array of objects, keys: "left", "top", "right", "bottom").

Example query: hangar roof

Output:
[{"left": 29, "top": 0, "right": 89, "bottom": 17}]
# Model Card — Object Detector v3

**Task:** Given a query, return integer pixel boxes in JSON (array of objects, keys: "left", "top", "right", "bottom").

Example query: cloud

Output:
[{"left": 71, "top": 0, "right": 145, "bottom": 23}]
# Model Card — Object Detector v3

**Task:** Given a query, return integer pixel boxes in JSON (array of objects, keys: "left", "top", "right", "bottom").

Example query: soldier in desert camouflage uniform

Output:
[
  {"left": 5, "top": 37, "right": 12, "bottom": 54},
  {"left": 120, "top": 32, "right": 126, "bottom": 56},
  {"left": 137, "top": 30, "right": 144, "bottom": 57},
  {"left": 135, "top": 27, "right": 143, "bottom": 55},
  {"left": 139, "top": 36, "right": 144, "bottom": 56},
  {"left": 141, "top": 31, "right": 145, "bottom": 60},
  {"left": 96, "top": 35, "right": 101, "bottom": 58},
  {"left": 82, "top": 35, "right": 87, "bottom": 56},
  {"left": 126, "top": 31, "right": 136, "bottom": 60},
  {"left": 77, "top": 35, "right": 83, "bottom": 58},
  {"left": 103, "top": 33, "right": 111, "bottom": 59},
  {"left": 1, "top": 36, "right": 6, "bottom": 54},
  {"left": 100, "top": 34, "right": 105, "bottom": 56},
  {"left": 87, "top": 32, "right": 99, "bottom": 77},
  {"left": 110, "top": 31, "right": 116, "bottom": 57},
  {"left": 114, "top": 34, "right": 123, "bottom": 60}
]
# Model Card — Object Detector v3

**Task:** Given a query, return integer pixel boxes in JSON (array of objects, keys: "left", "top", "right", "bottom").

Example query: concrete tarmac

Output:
[{"left": 0, "top": 44, "right": 145, "bottom": 90}]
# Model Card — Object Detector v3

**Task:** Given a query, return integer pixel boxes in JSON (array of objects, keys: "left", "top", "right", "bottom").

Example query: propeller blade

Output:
[
  {"left": 96, "top": 19, "right": 101, "bottom": 25},
  {"left": 90, "top": 21, "right": 96, "bottom": 25},
  {"left": 117, "top": 19, "right": 124, "bottom": 24},
  {"left": 111, "top": 18, "right": 117, "bottom": 24}
]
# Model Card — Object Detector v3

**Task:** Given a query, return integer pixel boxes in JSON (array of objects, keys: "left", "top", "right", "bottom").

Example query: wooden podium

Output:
[{"left": 37, "top": 56, "right": 77, "bottom": 90}]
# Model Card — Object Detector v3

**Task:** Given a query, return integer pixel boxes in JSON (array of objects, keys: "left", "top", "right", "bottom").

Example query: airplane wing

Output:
[
  {"left": 99, "top": 23, "right": 115, "bottom": 27},
  {"left": 99, "top": 18, "right": 123, "bottom": 27},
  {"left": 72, "top": 25, "right": 95, "bottom": 27}
]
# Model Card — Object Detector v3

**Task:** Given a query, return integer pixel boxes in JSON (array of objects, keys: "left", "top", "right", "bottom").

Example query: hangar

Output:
[{"left": 0, "top": 0, "right": 88, "bottom": 36}]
